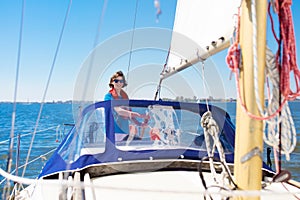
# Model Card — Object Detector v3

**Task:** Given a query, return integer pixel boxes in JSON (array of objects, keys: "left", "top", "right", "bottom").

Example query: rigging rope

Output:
[
  {"left": 154, "top": 47, "right": 171, "bottom": 100},
  {"left": 126, "top": 0, "right": 139, "bottom": 88},
  {"left": 201, "top": 62, "right": 210, "bottom": 112},
  {"left": 21, "top": 0, "right": 72, "bottom": 179},
  {"left": 200, "top": 111, "right": 234, "bottom": 188},
  {"left": 3, "top": 0, "right": 25, "bottom": 198}
]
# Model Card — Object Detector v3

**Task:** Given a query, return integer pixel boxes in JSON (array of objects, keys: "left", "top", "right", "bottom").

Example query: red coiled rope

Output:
[
  {"left": 275, "top": 0, "right": 300, "bottom": 100},
  {"left": 226, "top": 1, "right": 299, "bottom": 120},
  {"left": 226, "top": 8, "right": 240, "bottom": 75}
]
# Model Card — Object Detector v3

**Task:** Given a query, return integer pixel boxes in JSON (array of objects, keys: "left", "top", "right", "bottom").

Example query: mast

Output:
[{"left": 234, "top": 0, "right": 267, "bottom": 198}]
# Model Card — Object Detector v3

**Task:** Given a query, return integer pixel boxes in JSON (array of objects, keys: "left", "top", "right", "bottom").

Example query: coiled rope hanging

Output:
[
  {"left": 226, "top": 0, "right": 300, "bottom": 120},
  {"left": 226, "top": 0, "right": 298, "bottom": 167}
]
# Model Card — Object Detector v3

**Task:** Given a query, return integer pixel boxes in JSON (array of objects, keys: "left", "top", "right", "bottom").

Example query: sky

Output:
[{"left": 0, "top": 0, "right": 299, "bottom": 102}]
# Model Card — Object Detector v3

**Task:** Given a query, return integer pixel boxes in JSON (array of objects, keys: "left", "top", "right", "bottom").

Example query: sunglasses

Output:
[{"left": 113, "top": 79, "right": 124, "bottom": 83}]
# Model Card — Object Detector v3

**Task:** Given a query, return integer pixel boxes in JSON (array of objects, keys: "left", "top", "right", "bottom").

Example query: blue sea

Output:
[
  {"left": 0, "top": 101, "right": 299, "bottom": 194},
  {"left": 0, "top": 103, "right": 74, "bottom": 185}
]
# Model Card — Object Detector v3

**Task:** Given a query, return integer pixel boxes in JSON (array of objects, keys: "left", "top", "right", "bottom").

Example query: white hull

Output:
[{"left": 17, "top": 171, "right": 300, "bottom": 200}]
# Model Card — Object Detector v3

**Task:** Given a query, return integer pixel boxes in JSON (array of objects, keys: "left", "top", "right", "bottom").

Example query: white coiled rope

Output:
[
  {"left": 250, "top": 0, "right": 296, "bottom": 161},
  {"left": 263, "top": 47, "right": 297, "bottom": 161},
  {"left": 200, "top": 111, "right": 233, "bottom": 185}
]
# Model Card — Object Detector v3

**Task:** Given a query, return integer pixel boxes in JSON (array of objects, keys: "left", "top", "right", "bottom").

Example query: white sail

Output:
[{"left": 162, "top": 0, "right": 241, "bottom": 79}]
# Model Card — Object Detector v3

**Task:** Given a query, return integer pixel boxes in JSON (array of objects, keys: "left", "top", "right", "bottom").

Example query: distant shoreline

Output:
[{"left": 1, "top": 98, "right": 300, "bottom": 104}]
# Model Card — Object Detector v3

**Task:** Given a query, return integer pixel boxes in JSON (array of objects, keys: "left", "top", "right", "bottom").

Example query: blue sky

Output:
[{"left": 0, "top": 0, "right": 299, "bottom": 102}]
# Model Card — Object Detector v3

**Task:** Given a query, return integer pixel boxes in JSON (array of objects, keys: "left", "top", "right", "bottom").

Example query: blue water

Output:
[
  {"left": 0, "top": 101, "right": 299, "bottom": 193},
  {"left": 0, "top": 103, "right": 74, "bottom": 180}
]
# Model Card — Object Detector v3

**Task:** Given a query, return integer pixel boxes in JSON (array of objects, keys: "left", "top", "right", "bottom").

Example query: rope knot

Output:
[
  {"left": 201, "top": 111, "right": 219, "bottom": 134},
  {"left": 226, "top": 43, "right": 240, "bottom": 73},
  {"left": 200, "top": 111, "right": 212, "bottom": 129}
]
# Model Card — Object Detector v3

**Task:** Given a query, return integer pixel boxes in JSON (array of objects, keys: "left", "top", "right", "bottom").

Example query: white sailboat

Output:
[{"left": 1, "top": 0, "right": 300, "bottom": 199}]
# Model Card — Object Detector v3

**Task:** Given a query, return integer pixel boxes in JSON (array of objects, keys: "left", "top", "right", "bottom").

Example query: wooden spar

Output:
[{"left": 234, "top": 0, "right": 267, "bottom": 198}]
